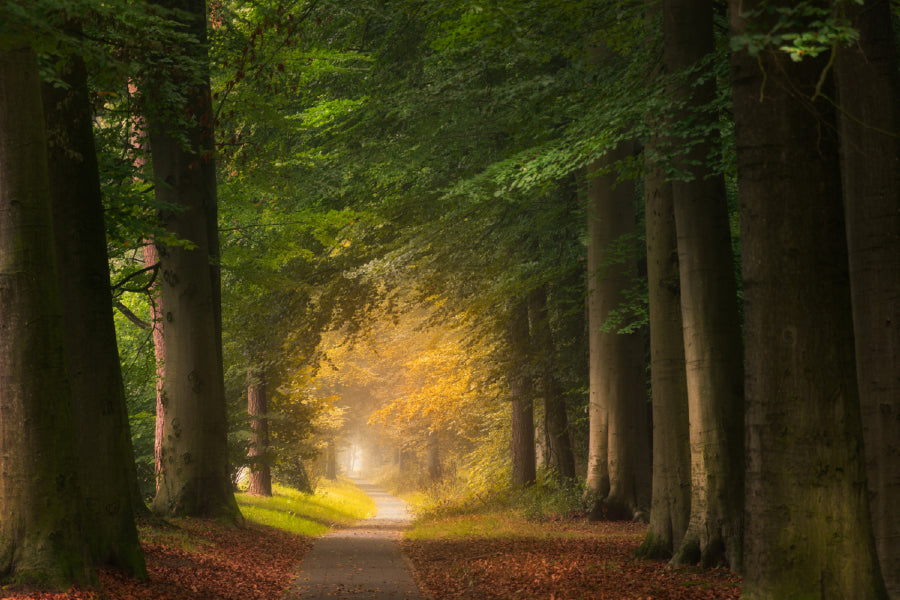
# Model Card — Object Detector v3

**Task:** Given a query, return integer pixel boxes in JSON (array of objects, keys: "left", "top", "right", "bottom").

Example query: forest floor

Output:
[
  {"left": 1, "top": 495, "right": 742, "bottom": 600},
  {"left": 403, "top": 514, "right": 742, "bottom": 600}
]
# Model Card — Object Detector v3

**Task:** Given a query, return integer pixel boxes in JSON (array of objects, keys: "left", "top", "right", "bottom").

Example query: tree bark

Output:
[
  {"left": 665, "top": 0, "right": 744, "bottom": 570},
  {"left": 42, "top": 44, "right": 147, "bottom": 578},
  {"left": 427, "top": 431, "right": 443, "bottom": 484},
  {"left": 586, "top": 144, "right": 652, "bottom": 521},
  {"left": 731, "top": 3, "right": 888, "bottom": 596},
  {"left": 0, "top": 43, "right": 92, "bottom": 589},
  {"left": 325, "top": 440, "right": 338, "bottom": 480},
  {"left": 143, "top": 244, "right": 167, "bottom": 494},
  {"left": 247, "top": 370, "right": 272, "bottom": 497},
  {"left": 637, "top": 144, "right": 691, "bottom": 559},
  {"left": 528, "top": 287, "right": 576, "bottom": 480},
  {"left": 834, "top": 3, "right": 900, "bottom": 595},
  {"left": 147, "top": 0, "right": 240, "bottom": 521},
  {"left": 508, "top": 301, "right": 537, "bottom": 488}
]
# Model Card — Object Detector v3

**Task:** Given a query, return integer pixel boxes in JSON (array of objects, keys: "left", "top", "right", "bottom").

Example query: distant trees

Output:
[
  {"left": 508, "top": 301, "right": 538, "bottom": 488},
  {"left": 247, "top": 369, "right": 273, "bottom": 496}
]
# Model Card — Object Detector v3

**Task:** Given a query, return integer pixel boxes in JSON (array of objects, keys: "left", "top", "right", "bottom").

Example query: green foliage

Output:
[
  {"left": 731, "top": 0, "right": 861, "bottom": 61},
  {"left": 95, "top": 0, "right": 739, "bottom": 510}
]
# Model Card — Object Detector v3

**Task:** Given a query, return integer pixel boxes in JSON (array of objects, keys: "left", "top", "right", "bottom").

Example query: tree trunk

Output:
[
  {"left": 528, "top": 287, "right": 576, "bottom": 481},
  {"left": 147, "top": 0, "right": 240, "bottom": 521},
  {"left": 637, "top": 143, "right": 691, "bottom": 559},
  {"left": 666, "top": 0, "right": 744, "bottom": 570},
  {"left": 0, "top": 43, "right": 92, "bottom": 589},
  {"left": 42, "top": 44, "right": 147, "bottom": 578},
  {"left": 586, "top": 144, "right": 652, "bottom": 521},
  {"left": 834, "top": 3, "right": 900, "bottom": 595},
  {"left": 508, "top": 301, "right": 537, "bottom": 488},
  {"left": 427, "top": 431, "right": 443, "bottom": 484},
  {"left": 731, "top": 4, "right": 888, "bottom": 596},
  {"left": 143, "top": 243, "right": 168, "bottom": 494},
  {"left": 326, "top": 440, "right": 338, "bottom": 480},
  {"left": 585, "top": 166, "right": 609, "bottom": 500},
  {"left": 247, "top": 370, "right": 272, "bottom": 497}
]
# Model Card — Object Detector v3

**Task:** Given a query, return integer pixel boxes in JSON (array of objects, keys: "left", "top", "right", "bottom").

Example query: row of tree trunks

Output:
[{"left": 730, "top": 0, "right": 888, "bottom": 595}]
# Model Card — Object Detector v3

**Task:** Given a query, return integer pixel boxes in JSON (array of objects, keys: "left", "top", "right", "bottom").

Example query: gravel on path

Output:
[{"left": 283, "top": 478, "right": 425, "bottom": 600}]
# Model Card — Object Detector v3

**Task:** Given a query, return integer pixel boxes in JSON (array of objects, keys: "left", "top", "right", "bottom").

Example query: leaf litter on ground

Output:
[
  {"left": 0, "top": 519, "right": 311, "bottom": 600},
  {"left": 1, "top": 515, "right": 740, "bottom": 599},
  {"left": 402, "top": 518, "right": 742, "bottom": 600}
]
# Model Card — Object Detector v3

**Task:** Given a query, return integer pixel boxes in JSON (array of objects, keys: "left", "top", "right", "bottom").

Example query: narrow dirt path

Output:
[{"left": 283, "top": 478, "right": 425, "bottom": 600}]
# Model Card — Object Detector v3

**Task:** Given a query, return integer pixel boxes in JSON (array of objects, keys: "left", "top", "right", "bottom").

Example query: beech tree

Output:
[
  {"left": 144, "top": 0, "right": 240, "bottom": 521},
  {"left": 0, "top": 41, "right": 92, "bottom": 588},
  {"left": 834, "top": 1, "right": 900, "bottom": 593},
  {"left": 730, "top": 0, "right": 888, "bottom": 595},
  {"left": 508, "top": 301, "right": 537, "bottom": 488},
  {"left": 247, "top": 369, "right": 273, "bottom": 496},
  {"left": 528, "top": 287, "right": 576, "bottom": 481},
  {"left": 585, "top": 143, "right": 652, "bottom": 521},
  {"left": 666, "top": 0, "right": 744, "bottom": 569},
  {"left": 638, "top": 140, "right": 691, "bottom": 558},
  {"left": 43, "top": 37, "right": 147, "bottom": 577}
]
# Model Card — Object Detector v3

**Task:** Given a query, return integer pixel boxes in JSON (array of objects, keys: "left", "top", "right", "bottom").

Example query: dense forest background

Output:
[{"left": 0, "top": 0, "right": 897, "bottom": 598}]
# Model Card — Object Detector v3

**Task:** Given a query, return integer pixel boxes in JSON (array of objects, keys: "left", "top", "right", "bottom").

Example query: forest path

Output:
[{"left": 282, "top": 478, "right": 425, "bottom": 600}]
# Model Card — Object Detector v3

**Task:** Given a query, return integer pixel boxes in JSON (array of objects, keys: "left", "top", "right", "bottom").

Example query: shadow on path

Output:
[{"left": 282, "top": 478, "right": 425, "bottom": 600}]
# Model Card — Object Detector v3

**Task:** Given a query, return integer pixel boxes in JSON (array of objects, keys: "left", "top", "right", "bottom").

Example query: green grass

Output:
[
  {"left": 406, "top": 511, "right": 591, "bottom": 541},
  {"left": 237, "top": 478, "right": 376, "bottom": 537},
  {"left": 405, "top": 506, "right": 650, "bottom": 543}
]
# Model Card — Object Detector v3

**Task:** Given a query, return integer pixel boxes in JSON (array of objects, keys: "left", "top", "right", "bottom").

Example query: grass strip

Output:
[{"left": 237, "top": 478, "right": 376, "bottom": 536}]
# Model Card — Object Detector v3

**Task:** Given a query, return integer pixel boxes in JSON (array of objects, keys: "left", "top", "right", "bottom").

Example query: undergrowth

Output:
[
  {"left": 405, "top": 467, "right": 590, "bottom": 522},
  {"left": 236, "top": 478, "right": 376, "bottom": 536}
]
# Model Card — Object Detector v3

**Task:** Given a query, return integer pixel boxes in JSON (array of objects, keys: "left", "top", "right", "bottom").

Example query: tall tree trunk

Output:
[
  {"left": 508, "top": 301, "right": 537, "bottom": 488},
  {"left": 143, "top": 244, "right": 167, "bottom": 493},
  {"left": 528, "top": 287, "right": 576, "bottom": 480},
  {"left": 731, "top": 3, "right": 888, "bottom": 596},
  {"left": 42, "top": 43, "right": 147, "bottom": 578},
  {"left": 147, "top": 0, "right": 240, "bottom": 521},
  {"left": 585, "top": 168, "right": 609, "bottom": 500},
  {"left": 586, "top": 144, "right": 652, "bottom": 521},
  {"left": 834, "top": 3, "right": 900, "bottom": 595},
  {"left": 0, "top": 43, "right": 92, "bottom": 589},
  {"left": 637, "top": 143, "right": 691, "bottom": 559},
  {"left": 666, "top": 0, "right": 744, "bottom": 570},
  {"left": 247, "top": 370, "right": 272, "bottom": 497}
]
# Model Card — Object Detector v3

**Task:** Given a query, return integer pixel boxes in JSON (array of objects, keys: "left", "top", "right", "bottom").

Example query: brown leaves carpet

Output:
[{"left": 1, "top": 519, "right": 740, "bottom": 599}]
